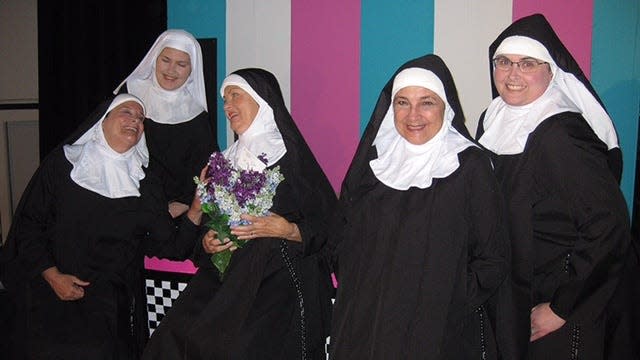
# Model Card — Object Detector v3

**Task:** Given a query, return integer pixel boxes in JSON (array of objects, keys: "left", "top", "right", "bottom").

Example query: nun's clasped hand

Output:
[
  {"left": 231, "top": 213, "right": 301, "bottom": 242},
  {"left": 184, "top": 166, "right": 207, "bottom": 225},
  {"left": 202, "top": 230, "right": 236, "bottom": 254}
]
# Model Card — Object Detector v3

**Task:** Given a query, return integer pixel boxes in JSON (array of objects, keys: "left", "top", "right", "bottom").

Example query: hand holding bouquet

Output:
[{"left": 194, "top": 151, "right": 284, "bottom": 280}]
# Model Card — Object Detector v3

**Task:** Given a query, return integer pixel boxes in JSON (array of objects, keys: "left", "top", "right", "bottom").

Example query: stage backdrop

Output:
[{"left": 150, "top": 0, "right": 639, "bottom": 274}]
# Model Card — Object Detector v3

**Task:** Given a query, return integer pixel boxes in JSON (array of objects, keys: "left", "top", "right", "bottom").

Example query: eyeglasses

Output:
[{"left": 492, "top": 57, "right": 548, "bottom": 73}]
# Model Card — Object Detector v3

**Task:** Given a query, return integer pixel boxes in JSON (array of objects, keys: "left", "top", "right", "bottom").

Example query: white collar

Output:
[
  {"left": 479, "top": 84, "right": 578, "bottom": 154},
  {"left": 127, "top": 76, "right": 203, "bottom": 124},
  {"left": 369, "top": 106, "right": 475, "bottom": 191},
  {"left": 221, "top": 75, "right": 286, "bottom": 170},
  {"left": 480, "top": 71, "right": 619, "bottom": 155}
]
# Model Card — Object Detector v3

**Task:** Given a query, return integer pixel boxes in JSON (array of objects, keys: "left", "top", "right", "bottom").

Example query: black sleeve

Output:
[
  {"left": 295, "top": 176, "right": 337, "bottom": 258},
  {"left": 463, "top": 149, "right": 509, "bottom": 310},
  {"left": 2, "top": 152, "right": 61, "bottom": 284},
  {"left": 140, "top": 163, "right": 201, "bottom": 261},
  {"left": 278, "top": 151, "right": 337, "bottom": 257},
  {"left": 538, "top": 116, "right": 631, "bottom": 320}
]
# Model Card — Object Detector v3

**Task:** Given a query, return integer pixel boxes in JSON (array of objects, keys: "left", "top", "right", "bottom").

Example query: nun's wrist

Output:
[
  {"left": 286, "top": 222, "right": 302, "bottom": 242},
  {"left": 186, "top": 207, "right": 203, "bottom": 225}
]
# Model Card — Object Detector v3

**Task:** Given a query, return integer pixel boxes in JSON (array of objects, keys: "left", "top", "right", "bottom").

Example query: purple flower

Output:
[
  {"left": 232, "top": 169, "right": 267, "bottom": 207},
  {"left": 193, "top": 150, "right": 284, "bottom": 280},
  {"left": 207, "top": 152, "right": 233, "bottom": 187}
]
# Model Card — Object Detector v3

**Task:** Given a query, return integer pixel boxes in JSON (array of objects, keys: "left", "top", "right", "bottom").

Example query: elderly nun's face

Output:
[
  {"left": 393, "top": 86, "right": 445, "bottom": 145},
  {"left": 223, "top": 85, "right": 259, "bottom": 135},
  {"left": 155, "top": 47, "right": 192, "bottom": 91},
  {"left": 102, "top": 101, "right": 145, "bottom": 153},
  {"left": 493, "top": 54, "right": 552, "bottom": 106}
]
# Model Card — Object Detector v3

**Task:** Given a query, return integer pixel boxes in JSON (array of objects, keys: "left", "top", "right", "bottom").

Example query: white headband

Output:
[
  {"left": 391, "top": 67, "right": 454, "bottom": 123},
  {"left": 108, "top": 93, "right": 146, "bottom": 117},
  {"left": 392, "top": 68, "right": 447, "bottom": 102},
  {"left": 494, "top": 36, "right": 556, "bottom": 68},
  {"left": 220, "top": 74, "right": 264, "bottom": 106}
]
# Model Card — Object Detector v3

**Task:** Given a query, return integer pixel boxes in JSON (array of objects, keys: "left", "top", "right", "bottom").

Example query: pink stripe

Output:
[
  {"left": 513, "top": 1, "right": 593, "bottom": 77},
  {"left": 144, "top": 256, "right": 197, "bottom": 274},
  {"left": 291, "top": 0, "right": 361, "bottom": 193}
]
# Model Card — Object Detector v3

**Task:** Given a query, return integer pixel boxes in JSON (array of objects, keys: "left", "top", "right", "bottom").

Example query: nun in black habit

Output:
[
  {"left": 328, "top": 54, "right": 508, "bottom": 359},
  {"left": 476, "top": 14, "right": 634, "bottom": 360},
  {"left": 142, "top": 68, "right": 337, "bottom": 360},
  {"left": 0, "top": 94, "right": 204, "bottom": 359},
  {"left": 114, "top": 29, "right": 217, "bottom": 218}
]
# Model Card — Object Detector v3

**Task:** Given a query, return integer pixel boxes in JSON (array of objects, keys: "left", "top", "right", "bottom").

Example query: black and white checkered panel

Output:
[
  {"left": 144, "top": 269, "right": 337, "bottom": 357},
  {"left": 324, "top": 298, "right": 336, "bottom": 359},
  {"left": 144, "top": 270, "right": 193, "bottom": 336}
]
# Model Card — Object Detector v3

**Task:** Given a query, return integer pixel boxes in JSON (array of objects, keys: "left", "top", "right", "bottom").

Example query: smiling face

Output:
[
  {"left": 102, "top": 101, "right": 145, "bottom": 153},
  {"left": 155, "top": 47, "right": 192, "bottom": 91},
  {"left": 493, "top": 54, "right": 553, "bottom": 106},
  {"left": 222, "top": 85, "right": 259, "bottom": 135},
  {"left": 392, "top": 86, "right": 445, "bottom": 145}
]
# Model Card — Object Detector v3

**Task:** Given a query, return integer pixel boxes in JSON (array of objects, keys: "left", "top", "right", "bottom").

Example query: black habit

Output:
[
  {"left": 477, "top": 14, "right": 634, "bottom": 360},
  {"left": 141, "top": 68, "right": 337, "bottom": 360},
  {"left": 328, "top": 54, "right": 508, "bottom": 360},
  {"left": 122, "top": 84, "right": 217, "bottom": 205},
  {"left": 116, "top": 29, "right": 218, "bottom": 207},
  {"left": 0, "top": 97, "right": 200, "bottom": 359}
]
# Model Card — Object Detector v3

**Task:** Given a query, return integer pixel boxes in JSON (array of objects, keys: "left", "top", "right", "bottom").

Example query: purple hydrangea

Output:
[
  {"left": 206, "top": 152, "right": 233, "bottom": 187},
  {"left": 193, "top": 150, "right": 285, "bottom": 280},
  {"left": 232, "top": 169, "right": 267, "bottom": 207}
]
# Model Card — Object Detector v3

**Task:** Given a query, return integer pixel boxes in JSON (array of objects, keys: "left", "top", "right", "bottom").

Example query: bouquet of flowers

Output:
[{"left": 194, "top": 151, "right": 284, "bottom": 280}]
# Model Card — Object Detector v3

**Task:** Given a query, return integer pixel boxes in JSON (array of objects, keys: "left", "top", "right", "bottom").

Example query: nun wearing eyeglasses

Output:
[
  {"left": 328, "top": 54, "right": 508, "bottom": 360},
  {"left": 476, "top": 14, "right": 634, "bottom": 360},
  {"left": 0, "top": 94, "right": 204, "bottom": 359}
]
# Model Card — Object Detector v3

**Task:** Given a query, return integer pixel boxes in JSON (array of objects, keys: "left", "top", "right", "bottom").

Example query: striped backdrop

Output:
[{"left": 147, "top": 0, "right": 639, "bottom": 274}]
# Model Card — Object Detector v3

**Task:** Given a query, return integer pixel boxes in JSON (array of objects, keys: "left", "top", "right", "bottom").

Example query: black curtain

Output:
[
  {"left": 38, "top": 1, "right": 167, "bottom": 159},
  {"left": 198, "top": 38, "right": 218, "bottom": 144}
]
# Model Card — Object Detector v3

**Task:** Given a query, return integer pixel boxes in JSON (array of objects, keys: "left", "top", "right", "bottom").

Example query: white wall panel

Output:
[
  {"left": 227, "top": 0, "right": 291, "bottom": 146},
  {"left": 434, "top": 0, "right": 512, "bottom": 136}
]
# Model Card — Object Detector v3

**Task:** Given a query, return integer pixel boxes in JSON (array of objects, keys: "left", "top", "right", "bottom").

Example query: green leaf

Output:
[
  {"left": 211, "top": 250, "right": 232, "bottom": 281},
  {"left": 201, "top": 202, "right": 214, "bottom": 215},
  {"left": 217, "top": 227, "right": 233, "bottom": 242}
]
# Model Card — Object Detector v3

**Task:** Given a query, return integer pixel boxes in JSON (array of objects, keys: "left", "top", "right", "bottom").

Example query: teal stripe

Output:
[
  {"left": 167, "top": 0, "right": 227, "bottom": 149},
  {"left": 360, "top": 0, "right": 435, "bottom": 133},
  {"left": 592, "top": 0, "right": 640, "bottom": 211}
]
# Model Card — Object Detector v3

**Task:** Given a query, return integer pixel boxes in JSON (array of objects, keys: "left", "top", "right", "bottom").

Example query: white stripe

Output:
[
  {"left": 434, "top": 0, "right": 512, "bottom": 136},
  {"left": 226, "top": 0, "right": 292, "bottom": 145}
]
